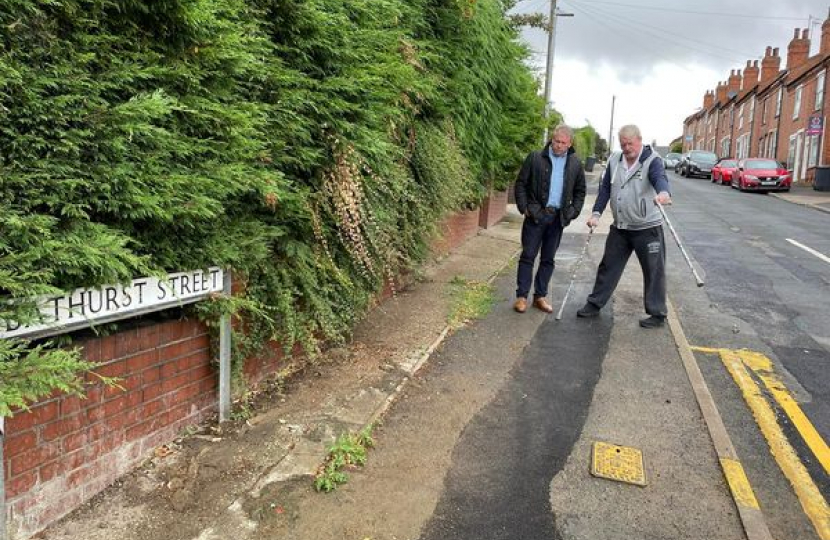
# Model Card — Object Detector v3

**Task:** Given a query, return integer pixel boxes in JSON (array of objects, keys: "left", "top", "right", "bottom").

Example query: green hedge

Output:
[{"left": 0, "top": 0, "right": 544, "bottom": 410}]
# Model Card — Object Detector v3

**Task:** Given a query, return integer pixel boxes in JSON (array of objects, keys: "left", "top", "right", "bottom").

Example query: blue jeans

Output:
[{"left": 516, "top": 212, "right": 564, "bottom": 299}]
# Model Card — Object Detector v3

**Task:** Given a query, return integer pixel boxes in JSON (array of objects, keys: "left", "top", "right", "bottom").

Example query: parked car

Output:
[
  {"left": 663, "top": 152, "right": 681, "bottom": 170},
  {"left": 674, "top": 153, "right": 687, "bottom": 174},
  {"left": 711, "top": 158, "right": 738, "bottom": 185},
  {"left": 679, "top": 150, "right": 718, "bottom": 178},
  {"left": 731, "top": 158, "right": 791, "bottom": 192}
]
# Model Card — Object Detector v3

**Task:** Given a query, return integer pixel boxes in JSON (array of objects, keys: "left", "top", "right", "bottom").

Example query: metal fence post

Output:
[{"left": 218, "top": 269, "right": 232, "bottom": 423}]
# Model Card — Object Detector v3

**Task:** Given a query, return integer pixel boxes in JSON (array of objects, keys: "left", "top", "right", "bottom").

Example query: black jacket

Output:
[{"left": 514, "top": 144, "right": 587, "bottom": 227}]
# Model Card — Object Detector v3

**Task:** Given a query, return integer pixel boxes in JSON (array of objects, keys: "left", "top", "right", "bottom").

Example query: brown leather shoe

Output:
[
  {"left": 533, "top": 297, "right": 554, "bottom": 313},
  {"left": 514, "top": 297, "right": 528, "bottom": 313}
]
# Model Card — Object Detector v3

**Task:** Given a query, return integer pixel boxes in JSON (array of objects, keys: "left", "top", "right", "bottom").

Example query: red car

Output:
[
  {"left": 712, "top": 158, "right": 738, "bottom": 185},
  {"left": 731, "top": 158, "right": 791, "bottom": 192}
]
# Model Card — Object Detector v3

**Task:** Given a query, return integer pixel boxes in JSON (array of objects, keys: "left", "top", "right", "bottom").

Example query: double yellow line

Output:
[{"left": 693, "top": 347, "right": 830, "bottom": 539}]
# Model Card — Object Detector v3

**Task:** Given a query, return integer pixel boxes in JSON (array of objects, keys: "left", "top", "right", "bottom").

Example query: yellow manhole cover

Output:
[{"left": 590, "top": 441, "right": 647, "bottom": 486}]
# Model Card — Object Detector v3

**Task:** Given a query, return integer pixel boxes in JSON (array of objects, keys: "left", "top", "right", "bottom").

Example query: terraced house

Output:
[{"left": 683, "top": 12, "right": 830, "bottom": 185}]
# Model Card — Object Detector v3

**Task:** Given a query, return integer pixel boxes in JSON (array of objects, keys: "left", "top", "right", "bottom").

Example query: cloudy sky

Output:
[{"left": 514, "top": 0, "right": 830, "bottom": 151}]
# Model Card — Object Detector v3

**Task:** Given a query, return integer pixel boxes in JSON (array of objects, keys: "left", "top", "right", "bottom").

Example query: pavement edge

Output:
[{"left": 666, "top": 298, "right": 774, "bottom": 540}]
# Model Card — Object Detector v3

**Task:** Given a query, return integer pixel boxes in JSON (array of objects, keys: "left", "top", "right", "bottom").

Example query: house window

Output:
[
  {"left": 793, "top": 85, "right": 803, "bottom": 119},
  {"left": 808, "top": 134, "right": 820, "bottom": 167},
  {"left": 769, "top": 130, "right": 777, "bottom": 160},
  {"left": 787, "top": 134, "right": 797, "bottom": 170},
  {"left": 736, "top": 135, "right": 746, "bottom": 159},
  {"left": 762, "top": 98, "right": 768, "bottom": 124},
  {"left": 775, "top": 87, "right": 783, "bottom": 117},
  {"left": 816, "top": 70, "right": 825, "bottom": 111},
  {"left": 721, "top": 138, "right": 730, "bottom": 158},
  {"left": 738, "top": 104, "right": 744, "bottom": 129}
]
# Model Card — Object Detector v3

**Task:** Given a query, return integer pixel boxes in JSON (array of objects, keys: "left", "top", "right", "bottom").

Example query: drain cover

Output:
[{"left": 590, "top": 441, "right": 647, "bottom": 486}]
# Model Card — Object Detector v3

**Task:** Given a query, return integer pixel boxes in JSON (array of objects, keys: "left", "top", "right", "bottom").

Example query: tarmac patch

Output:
[{"left": 590, "top": 441, "right": 647, "bottom": 486}]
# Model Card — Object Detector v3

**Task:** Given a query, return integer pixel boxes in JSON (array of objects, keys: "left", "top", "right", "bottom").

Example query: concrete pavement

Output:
[{"left": 771, "top": 183, "right": 830, "bottom": 214}]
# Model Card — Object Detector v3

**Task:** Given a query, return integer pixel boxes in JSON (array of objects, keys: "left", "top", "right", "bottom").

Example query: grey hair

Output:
[
  {"left": 552, "top": 124, "right": 574, "bottom": 141},
  {"left": 618, "top": 124, "right": 642, "bottom": 140}
]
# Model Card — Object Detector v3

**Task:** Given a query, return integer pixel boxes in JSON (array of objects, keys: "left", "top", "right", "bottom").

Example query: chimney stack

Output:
[
  {"left": 821, "top": 9, "right": 830, "bottom": 54},
  {"left": 787, "top": 28, "right": 810, "bottom": 70},
  {"left": 716, "top": 81, "right": 728, "bottom": 103},
  {"left": 761, "top": 46, "right": 781, "bottom": 84},
  {"left": 703, "top": 90, "right": 715, "bottom": 110},
  {"left": 742, "top": 60, "right": 759, "bottom": 89},
  {"left": 727, "top": 69, "right": 742, "bottom": 96}
]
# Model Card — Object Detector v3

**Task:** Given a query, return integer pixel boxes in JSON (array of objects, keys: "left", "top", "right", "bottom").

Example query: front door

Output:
[{"left": 790, "top": 131, "right": 804, "bottom": 182}]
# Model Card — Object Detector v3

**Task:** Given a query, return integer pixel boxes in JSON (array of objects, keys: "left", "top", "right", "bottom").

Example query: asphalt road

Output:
[
  {"left": 419, "top": 298, "right": 613, "bottom": 540},
  {"left": 661, "top": 169, "right": 830, "bottom": 540}
]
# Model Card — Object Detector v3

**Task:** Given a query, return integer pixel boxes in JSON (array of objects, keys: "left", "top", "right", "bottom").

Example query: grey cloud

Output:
[{"left": 516, "top": 0, "right": 828, "bottom": 84}]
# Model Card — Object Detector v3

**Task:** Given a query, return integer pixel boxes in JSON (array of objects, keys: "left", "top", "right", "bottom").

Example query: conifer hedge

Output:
[{"left": 0, "top": 0, "right": 544, "bottom": 412}]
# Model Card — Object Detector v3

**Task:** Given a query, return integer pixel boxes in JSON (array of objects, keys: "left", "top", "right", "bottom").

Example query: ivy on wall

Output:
[{"left": 0, "top": 0, "right": 544, "bottom": 411}]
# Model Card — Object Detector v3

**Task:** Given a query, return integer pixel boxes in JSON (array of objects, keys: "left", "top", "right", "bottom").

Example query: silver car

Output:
[{"left": 663, "top": 152, "right": 681, "bottom": 170}]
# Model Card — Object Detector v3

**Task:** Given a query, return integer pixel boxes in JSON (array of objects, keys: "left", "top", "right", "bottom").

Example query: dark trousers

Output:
[
  {"left": 516, "top": 212, "right": 564, "bottom": 299},
  {"left": 587, "top": 225, "right": 667, "bottom": 317}
]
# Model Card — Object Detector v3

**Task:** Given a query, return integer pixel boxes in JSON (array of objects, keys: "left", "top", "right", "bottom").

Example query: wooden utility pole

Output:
[
  {"left": 542, "top": 2, "right": 573, "bottom": 143},
  {"left": 542, "top": 0, "right": 558, "bottom": 144}
]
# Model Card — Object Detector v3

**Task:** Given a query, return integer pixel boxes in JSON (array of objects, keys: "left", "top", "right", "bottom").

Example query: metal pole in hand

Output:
[
  {"left": 556, "top": 227, "right": 594, "bottom": 320},
  {"left": 656, "top": 202, "right": 705, "bottom": 287}
]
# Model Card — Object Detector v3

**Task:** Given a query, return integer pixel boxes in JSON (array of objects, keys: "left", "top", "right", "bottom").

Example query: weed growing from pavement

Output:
[
  {"left": 314, "top": 425, "right": 376, "bottom": 493},
  {"left": 447, "top": 276, "right": 496, "bottom": 329}
]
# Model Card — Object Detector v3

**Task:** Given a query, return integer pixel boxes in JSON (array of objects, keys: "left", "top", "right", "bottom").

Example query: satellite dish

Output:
[{"left": 727, "top": 91, "right": 738, "bottom": 99}]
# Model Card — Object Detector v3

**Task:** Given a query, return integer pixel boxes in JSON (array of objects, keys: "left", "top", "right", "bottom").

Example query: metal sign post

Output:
[
  {"left": 218, "top": 270, "right": 232, "bottom": 423},
  {"left": 1, "top": 417, "right": 6, "bottom": 540}
]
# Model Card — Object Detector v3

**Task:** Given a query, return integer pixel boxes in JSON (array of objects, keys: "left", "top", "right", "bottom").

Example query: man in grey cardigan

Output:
[{"left": 577, "top": 124, "right": 672, "bottom": 328}]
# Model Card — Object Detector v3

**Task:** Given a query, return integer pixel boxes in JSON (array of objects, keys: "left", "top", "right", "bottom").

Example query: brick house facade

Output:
[{"left": 683, "top": 13, "right": 830, "bottom": 185}]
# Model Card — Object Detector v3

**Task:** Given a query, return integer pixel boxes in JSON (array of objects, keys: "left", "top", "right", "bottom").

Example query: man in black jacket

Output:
[{"left": 514, "top": 124, "right": 587, "bottom": 313}]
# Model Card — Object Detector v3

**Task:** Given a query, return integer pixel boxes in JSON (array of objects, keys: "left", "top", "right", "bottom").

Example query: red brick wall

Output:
[
  {"left": 478, "top": 190, "right": 508, "bottom": 229},
  {"left": 431, "top": 208, "right": 480, "bottom": 256},
  {"left": 777, "top": 75, "right": 821, "bottom": 183},
  {"left": 734, "top": 98, "right": 753, "bottom": 156},
  {"left": 718, "top": 105, "right": 734, "bottom": 155},
  {"left": 3, "top": 319, "right": 216, "bottom": 539}
]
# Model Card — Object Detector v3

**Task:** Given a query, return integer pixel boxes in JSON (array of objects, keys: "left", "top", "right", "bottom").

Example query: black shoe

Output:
[
  {"left": 639, "top": 316, "right": 666, "bottom": 328},
  {"left": 576, "top": 303, "right": 601, "bottom": 318}
]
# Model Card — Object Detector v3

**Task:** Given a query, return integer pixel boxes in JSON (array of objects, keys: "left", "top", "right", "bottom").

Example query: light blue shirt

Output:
[{"left": 547, "top": 148, "right": 566, "bottom": 209}]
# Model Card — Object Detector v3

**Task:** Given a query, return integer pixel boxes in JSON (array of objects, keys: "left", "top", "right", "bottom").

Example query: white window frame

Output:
[
  {"left": 793, "top": 85, "right": 803, "bottom": 119},
  {"left": 738, "top": 104, "right": 745, "bottom": 129},
  {"left": 776, "top": 86, "right": 783, "bottom": 117},
  {"left": 787, "top": 134, "right": 797, "bottom": 170},
  {"left": 808, "top": 134, "right": 820, "bottom": 167},
  {"left": 721, "top": 137, "right": 730, "bottom": 158},
  {"left": 762, "top": 98, "right": 768, "bottom": 124},
  {"left": 769, "top": 130, "right": 777, "bottom": 160}
]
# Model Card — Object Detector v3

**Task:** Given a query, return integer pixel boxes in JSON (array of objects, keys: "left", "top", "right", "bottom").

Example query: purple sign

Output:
[{"left": 807, "top": 113, "right": 823, "bottom": 135}]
